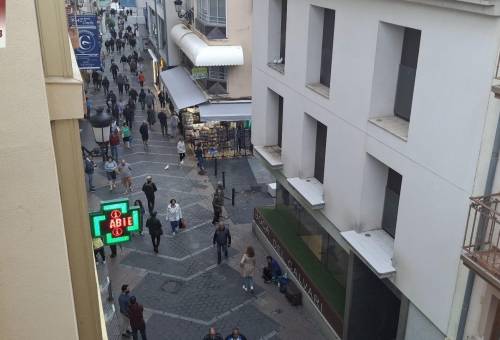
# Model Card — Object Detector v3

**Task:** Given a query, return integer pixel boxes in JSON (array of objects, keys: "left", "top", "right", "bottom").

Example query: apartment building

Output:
[
  {"left": 0, "top": 1, "right": 106, "bottom": 339},
  {"left": 251, "top": 0, "right": 500, "bottom": 339}
]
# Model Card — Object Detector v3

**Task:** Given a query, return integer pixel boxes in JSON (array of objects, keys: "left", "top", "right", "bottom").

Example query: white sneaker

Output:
[
  {"left": 164, "top": 164, "right": 169, "bottom": 170},
  {"left": 180, "top": 160, "right": 184, "bottom": 165},
  {"left": 242, "top": 285, "right": 248, "bottom": 292},
  {"left": 172, "top": 231, "right": 176, "bottom": 236}
]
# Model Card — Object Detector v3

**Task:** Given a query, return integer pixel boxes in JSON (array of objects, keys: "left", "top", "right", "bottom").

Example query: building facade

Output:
[
  {"left": 251, "top": 0, "right": 500, "bottom": 339},
  {"left": 0, "top": 1, "right": 107, "bottom": 339}
]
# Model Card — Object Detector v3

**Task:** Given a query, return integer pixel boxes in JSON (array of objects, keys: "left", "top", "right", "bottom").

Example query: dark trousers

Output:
[
  {"left": 110, "top": 245, "right": 117, "bottom": 257},
  {"left": 160, "top": 123, "right": 167, "bottom": 136},
  {"left": 151, "top": 234, "right": 160, "bottom": 252},
  {"left": 94, "top": 247, "right": 105, "bottom": 262},
  {"left": 131, "top": 326, "right": 147, "bottom": 340},
  {"left": 160, "top": 100, "right": 165, "bottom": 108},
  {"left": 216, "top": 243, "right": 228, "bottom": 264},
  {"left": 212, "top": 205, "right": 222, "bottom": 225},
  {"left": 146, "top": 196, "right": 155, "bottom": 214},
  {"left": 179, "top": 153, "right": 185, "bottom": 162}
]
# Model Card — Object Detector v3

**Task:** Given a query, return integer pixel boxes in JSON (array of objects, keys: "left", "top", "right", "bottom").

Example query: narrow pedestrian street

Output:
[{"left": 80, "top": 21, "right": 329, "bottom": 340}]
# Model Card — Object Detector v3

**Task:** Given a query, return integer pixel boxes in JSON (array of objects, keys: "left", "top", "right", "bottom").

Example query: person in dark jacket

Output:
[
  {"left": 213, "top": 223, "right": 231, "bottom": 265},
  {"left": 138, "top": 88, "right": 146, "bottom": 111},
  {"left": 102, "top": 76, "right": 110, "bottom": 95},
  {"left": 110, "top": 61, "right": 119, "bottom": 81},
  {"left": 118, "top": 284, "right": 132, "bottom": 337},
  {"left": 142, "top": 176, "right": 157, "bottom": 215},
  {"left": 158, "top": 91, "right": 166, "bottom": 108},
  {"left": 84, "top": 155, "right": 96, "bottom": 192},
  {"left": 128, "top": 296, "right": 147, "bottom": 340},
  {"left": 225, "top": 328, "right": 247, "bottom": 340},
  {"left": 262, "top": 256, "right": 282, "bottom": 283},
  {"left": 146, "top": 212, "right": 163, "bottom": 253},
  {"left": 129, "top": 87, "right": 138, "bottom": 103},
  {"left": 203, "top": 327, "right": 223, "bottom": 340},
  {"left": 157, "top": 111, "right": 167, "bottom": 136},
  {"left": 107, "top": 90, "right": 117, "bottom": 109},
  {"left": 212, "top": 183, "right": 225, "bottom": 225},
  {"left": 139, "top": 121, "right": 149, "bottom": 151}
]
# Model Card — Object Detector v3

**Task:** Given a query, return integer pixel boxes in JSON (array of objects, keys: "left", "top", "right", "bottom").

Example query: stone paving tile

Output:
[
  {"left": 131, "top": 265, "right": 264, "bottom": 321},
  {"left": 146, "top": 304, "right": 279, "bottom": 340}
]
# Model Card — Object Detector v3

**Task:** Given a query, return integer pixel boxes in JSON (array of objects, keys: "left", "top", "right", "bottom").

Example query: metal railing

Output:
[{"left": 462, "top": 193, "right": 500, "bottom": 284}]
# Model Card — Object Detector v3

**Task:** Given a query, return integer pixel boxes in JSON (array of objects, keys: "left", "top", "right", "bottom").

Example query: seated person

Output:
[{"left": 262, "top": 255, "right": 282, "bottom": 283}]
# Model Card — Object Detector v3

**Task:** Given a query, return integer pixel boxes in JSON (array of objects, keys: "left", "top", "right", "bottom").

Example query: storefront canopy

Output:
[
  {"left": 171, "top": 24, "right": 244, "bottom": 66},
  {"left": 199, "top": 102, "right": 252, "bottom": 122},
  {"left": 159, "top": 67, "right": 207, "bottom": 111}
]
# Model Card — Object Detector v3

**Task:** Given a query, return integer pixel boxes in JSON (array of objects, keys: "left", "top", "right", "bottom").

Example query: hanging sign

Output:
[
  {"left": 89, "top": 199, "right": 142, "bottom": 245},
  {"left": 0, "top": 0, "right": 5, "bottom": 48},
  {"left": 68, "top": 14, "right": 102, "bottom": 69},
  {"left": 192, "top": 67, "right": 208, "bottom": 80}
]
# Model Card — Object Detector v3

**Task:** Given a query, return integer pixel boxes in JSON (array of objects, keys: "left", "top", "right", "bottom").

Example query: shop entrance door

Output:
[
  {"left": 345, "top": 254, "right": 403, "bottom": 340},
  {"left": 490, "top": 299, "right": 500, "bottom": 340}
]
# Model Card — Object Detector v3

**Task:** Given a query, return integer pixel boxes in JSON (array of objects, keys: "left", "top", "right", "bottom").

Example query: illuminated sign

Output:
[{"left": 89, "top": 199, "right": 142, "bottom": 245}]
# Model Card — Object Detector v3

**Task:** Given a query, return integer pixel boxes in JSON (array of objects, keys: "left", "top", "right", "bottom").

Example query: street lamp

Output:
[
  {"left": 174, "top": 0, "right": 193, "bottom": 24},
  {"left": 89, "top": 107, "right": 112, "bottom": 162}
]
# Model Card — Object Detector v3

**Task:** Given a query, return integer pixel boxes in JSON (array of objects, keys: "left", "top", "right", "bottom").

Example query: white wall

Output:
[{"left": 252, "top": 0, "right": 500, "bottom": 334}]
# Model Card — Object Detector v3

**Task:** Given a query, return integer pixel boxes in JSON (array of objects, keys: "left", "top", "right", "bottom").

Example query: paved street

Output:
[{"left": 81, "top": 21, "right": 329, "bottom": 340}]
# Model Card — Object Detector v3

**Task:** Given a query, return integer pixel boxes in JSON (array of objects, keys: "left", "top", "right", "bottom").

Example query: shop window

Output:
[{"left": 196, "top": 0, "right": 226, "bottom": 39}]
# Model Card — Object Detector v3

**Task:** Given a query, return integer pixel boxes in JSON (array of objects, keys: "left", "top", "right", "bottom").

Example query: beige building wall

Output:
[{"left": 0, "top": 1, "right": 106, "bottom": 339}]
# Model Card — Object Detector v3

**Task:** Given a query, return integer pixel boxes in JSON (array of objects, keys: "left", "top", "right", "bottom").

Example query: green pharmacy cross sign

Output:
[{"left": 89, "top": 199, "right": 142, "bottom": 245}]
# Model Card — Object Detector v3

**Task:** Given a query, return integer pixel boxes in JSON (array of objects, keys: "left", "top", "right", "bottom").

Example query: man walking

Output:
[
  {"left": 110, "top": 61, "right": 119, "bottom": 81},
  {"left": 128, "top": 296, "right": 147, "bottom": 340},
  {"left": 142, "top": 176, "right": 157, "bottom": 214},
  {"left": 203, "top": 327, "right": 223, "bottom": 340},
  {"left": 118, "top": 284, "right": 132, "bottom": 338},
  {"left": 146, "top": 211, "right": 163, "bottom": 253},
  {"left": 84, "top": 155, "right": 96, "bottom": 192},
  {"left": 212, "top": 182, "right": 225, "bottom": 225},
  {"left": 213, "top": 223, "right": 231, "bottom": 265},
  {"left": 139, "top": 121, "right": 149, "bottom": 151},
  {"left": 157, "top": 111, "right": 167, "bottom": 137},
  {"left": 145, "top": 89, "right": 155, "bottom": 111}
]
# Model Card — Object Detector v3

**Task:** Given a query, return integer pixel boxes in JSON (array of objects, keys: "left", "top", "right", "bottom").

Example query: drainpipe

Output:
[{"left": 457, "top": 111, "right": 500, "bottom": 340}]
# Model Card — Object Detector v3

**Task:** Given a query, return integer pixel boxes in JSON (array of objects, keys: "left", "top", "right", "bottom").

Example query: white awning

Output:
[
  {"left": 171, "top": 24, "right": 244, "bottom": 66},
  {"left": 159, "top": 67, "right": 207, "bottom": 111},
  {"left": 341, "top": 229, "right": 396, "bottom": 278},
  {"left": 199, "top": 102, "right": 251, "bottom": 122}
]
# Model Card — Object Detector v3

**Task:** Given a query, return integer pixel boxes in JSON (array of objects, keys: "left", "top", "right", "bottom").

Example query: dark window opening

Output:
[
  {"left": 381, "top": 168, "right": 402, "bottom": 238},
  {"left": 314, "top": 121, "right": 327, "bottom": 183},
  {"left": 278, "top": 96, "right": 283, "bottom": 147},
  {"left": 280, "top": 0, "right": 287, "bottom": 62},
  {"left": 320, "top": 9, "right": 335, "bottom": 87},
  {"left": 394, "top": 28, "right": 420, "bottom": 121}
]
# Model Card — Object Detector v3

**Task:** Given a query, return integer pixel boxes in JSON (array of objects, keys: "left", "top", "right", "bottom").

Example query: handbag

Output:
[{"left": 180, "top": 218, "right": 187, "bottom": 229}]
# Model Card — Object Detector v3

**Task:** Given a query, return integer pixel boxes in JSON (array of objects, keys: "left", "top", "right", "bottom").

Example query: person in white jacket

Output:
[
  {"left": 177, "top": 138, "right": 186, "bottom": 165},
  {"left": 166, "top": 199, "right": 182, "bottom": 235}
]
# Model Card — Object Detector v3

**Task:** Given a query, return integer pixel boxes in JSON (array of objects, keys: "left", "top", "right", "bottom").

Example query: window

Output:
[
  {"left": 196, "top": 0, "right": 226, "bottom": 39},
  {"left": 278, "top": 96, "right": 284, "bottom": 147},
  {"left": 394, "top": 28, "right": 420, "bottom": 121},
  {"left": 199, "top": 66, "right": 228, "bottom": 94},
  {"left": 268, "top": 0, "right": 287, "bottom": 73},
  {"left": 381, "top": 168, "right": 402, "bottom": 238},
  {"left": 314, "top": 121, "right": 327, "bottom": 183},
  {"left": 306, "top": 6, "right": 335, "bottom": 97}
]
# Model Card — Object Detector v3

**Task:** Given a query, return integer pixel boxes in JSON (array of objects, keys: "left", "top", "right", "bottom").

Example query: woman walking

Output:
[
  {"left": 166, "top": 199, "right": 182, "bottom": 236},
  {"left": 104, "top": 156, "right": 118, "bottom": 191},
  {"left": 240, "top": 246, "right": 256, "bottom": 293},
  {"left": 139, "top": 121, "right": 149, "bottom": 151},
  {"left": 146, "top": 211, "right": 163, "bottom": 253},
  {"left": 177, "top": 138, "right": 186, "bottom": 165},
  {"left": 119, "top": 159, "right": 133, "bottom": 194},
  {"left": 121, "top": 122, "right": 132, "bottom": 148}
]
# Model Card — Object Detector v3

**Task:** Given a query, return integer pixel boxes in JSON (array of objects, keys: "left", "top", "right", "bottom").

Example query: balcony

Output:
[
  {"left": 287, "top": 177, "right": 325, "bottom": 209},
  {"left": 462, "top": 193, "right": 500, "bottom": 289},
  {"left": 254, "top": 145, "right": 283, "bottom": 169}
]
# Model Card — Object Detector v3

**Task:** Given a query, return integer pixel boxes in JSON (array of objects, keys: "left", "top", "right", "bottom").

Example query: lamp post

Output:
[
  {"left": 174, "top": 0, "right": 193, "bottom": 25},
  {"left": 89, "top": 107, "right": 112, "bottom": 163}
]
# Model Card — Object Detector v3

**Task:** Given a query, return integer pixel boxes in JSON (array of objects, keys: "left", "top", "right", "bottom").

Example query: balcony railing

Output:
[{"left": 462, "top": 193, "right": 500, "bottom": 289}]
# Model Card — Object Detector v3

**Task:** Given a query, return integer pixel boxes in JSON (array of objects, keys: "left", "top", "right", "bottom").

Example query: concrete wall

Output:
[
  {"left": 251, "top": 0, "right": 500, "bottom": 335},
  {"left": 0, "top": 1, "right": 80, "bottom": 339}
]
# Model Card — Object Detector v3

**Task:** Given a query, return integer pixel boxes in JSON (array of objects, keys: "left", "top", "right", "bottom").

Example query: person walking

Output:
[
  {"left": 142, "top": 176, "right": 157, "bottom": 214},
  {"left": 195, "top": 144, "right": 206, "bottom": 173},
  {"left": 203, "top": 327, "right": 223, "bottom": 340},
  {"left": 177, "top": 138, "right": 186, "bottom": 165},
  {"left": 146, "top": 211, "right": 163, "bottom": 253},
  {"left": 129, "top": 87, "right": 138, "bottom": 103},
  {"left": 128, "top": 296, "right": 147, "bottom": 340},
  {"left": 213, "top": 223, "right": 231, "bottom": 265},
  {"left": 119, "top": 159, "right": 133, "bottom": 194},
  {"left": 166, "top": 199, "right": 182, "bottom": 236},
  {"left": 240, "top": 246, "right": 256, "bottom": 293},
  {"left": 157, "top": 111, "right": 167, "bottom": 137},
  {"left": 146, "top": 108, "right": 156, "bottom": 128},
  {"left": 139, "top": 121, "right": 149, "bottom": 151},
  {"left": 107, "top": 90, "right": 117, "bottom": 109},
  {"left": 86, "top": 97, "right": 93, "bottom": 117},
  {"left": 225, "top": 328, "right": 247, "bottom": 340},
  {"left": 93, "top": 237, "right": 106, "bottom": 264},
  {"left": 110, "top": 130, "right": 120, "bottom": 161},
  {"left": 124, "top": 75, "right": 130, "bottom": 93},
  {"left": 104, "top": 156, "right": 118, "bottom": 191},
  {"left": 102, "top": 75, "right": 110, "bottom": 95},
  {"left": 120, "top": 54, "right": 128, "bottom": 71},
  {"left": 137, "top": 71, "right": 145, "bottom": 87},
  {"left": 84, "top": 155, "right": 96, "bottom": 192},
  {"left": 212, "top": 182, "right": 225, "bottom": 225},
  {"left": 118, "top": 284, "right": 132, "bottom": 338},
  {"left": 134, "top": 199, "right": 146, "bottom": 235},
  {"left": 158, "top": 90, "right": 166, "bottom": 108},
  {"left": 145, "top": 89, "right": 155, "bottom": 111},
  {"left": 138, "top": 88, "right": 146, "bottom": 111},
  {"left": 169, "top": 113, "right": 179, "bottom": 139},
  {"left": 122, "top": 122, "right": 132, "bottom": 148},
  {"left": 117, "top": 73, "right": 125, "bottom": 96},
  {"left": 110, "top": 61, "right": 119, "bottom": 81}
]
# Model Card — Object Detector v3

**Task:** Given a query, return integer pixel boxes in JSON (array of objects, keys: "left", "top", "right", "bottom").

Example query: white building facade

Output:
[{"left": 251, "top": 0, "right": 500, "bottom": 339}]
